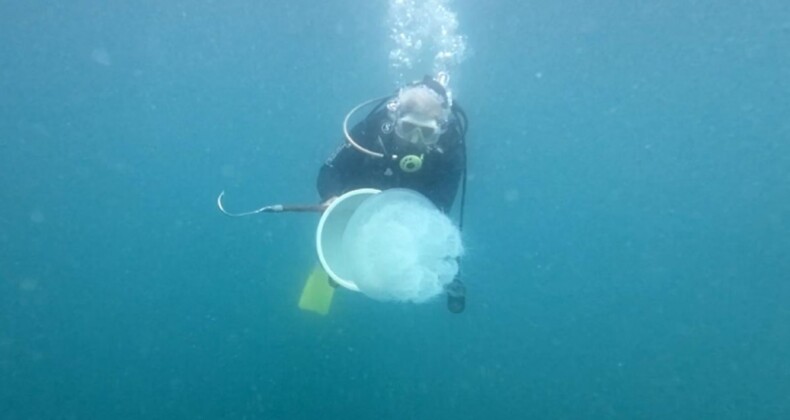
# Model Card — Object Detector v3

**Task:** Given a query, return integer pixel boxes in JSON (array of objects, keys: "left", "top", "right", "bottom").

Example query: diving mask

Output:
[{"left": 395, "top": 115, "right": 442, "bottom": 145}]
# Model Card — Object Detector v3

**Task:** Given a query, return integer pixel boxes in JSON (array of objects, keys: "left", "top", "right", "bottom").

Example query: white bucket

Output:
[{"left": 315, "top": 188, "right": 381, "bottom": 292}]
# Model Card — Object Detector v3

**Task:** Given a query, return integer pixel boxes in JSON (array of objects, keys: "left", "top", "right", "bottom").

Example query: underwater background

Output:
[{"left": 1, "top": 0, "right": 789, "bottom": 418}]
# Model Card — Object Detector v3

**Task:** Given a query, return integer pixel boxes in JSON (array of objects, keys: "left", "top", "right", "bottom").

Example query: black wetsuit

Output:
[{"left": 317, "top": 104, "right": 466, "bottom": 214}]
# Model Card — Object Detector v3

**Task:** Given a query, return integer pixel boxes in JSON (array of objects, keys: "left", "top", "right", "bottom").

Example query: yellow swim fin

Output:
[{"left": 298, "top": 264, "right": 335, "bottom": 316}]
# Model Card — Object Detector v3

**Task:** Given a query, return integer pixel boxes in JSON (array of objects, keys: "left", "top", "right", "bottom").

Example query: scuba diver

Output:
[{"left": 316, "top": 74, "right": 469, "bottom": 313}]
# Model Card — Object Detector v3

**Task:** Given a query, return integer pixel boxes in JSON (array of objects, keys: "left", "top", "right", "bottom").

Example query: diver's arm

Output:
[
  {"left": 316, "top": 119, "right": 374, "bottom": 201},
  {"left": 317, "top": 144, "right": 356, "bottom": 201}
]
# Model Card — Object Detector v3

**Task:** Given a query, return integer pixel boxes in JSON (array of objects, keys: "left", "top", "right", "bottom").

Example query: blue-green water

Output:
[{"left": 2, "top": 1, "right": 789, "bottom": 418}]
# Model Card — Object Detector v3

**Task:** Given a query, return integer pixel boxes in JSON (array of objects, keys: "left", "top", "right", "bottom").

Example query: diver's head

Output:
[{"left": 390, "top": 78, "right": 450, "bottom": 147}]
